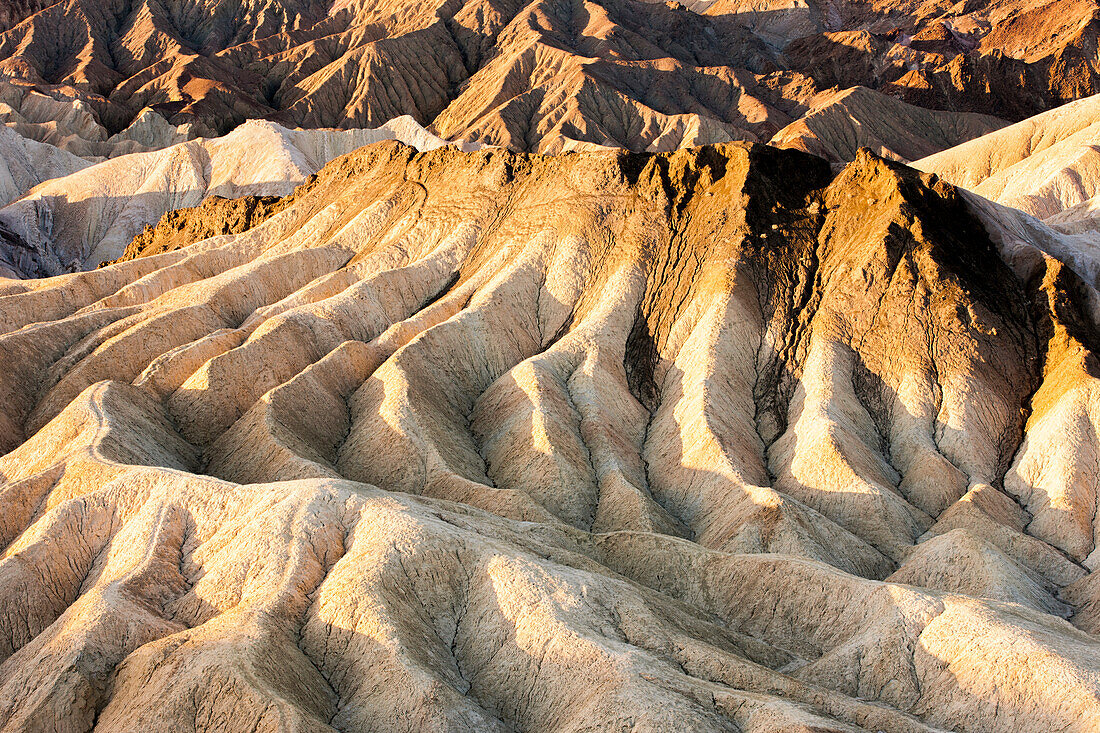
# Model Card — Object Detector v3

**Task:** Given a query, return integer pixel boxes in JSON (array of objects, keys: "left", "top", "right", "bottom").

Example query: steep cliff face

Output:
[{"left": 1, "top": 141, "right": 1099, "bottom": 732}]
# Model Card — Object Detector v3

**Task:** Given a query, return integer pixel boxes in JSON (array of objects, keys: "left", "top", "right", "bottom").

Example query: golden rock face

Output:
[{"left": 2, "top": 141, "right": 1100, "bottom": 732}]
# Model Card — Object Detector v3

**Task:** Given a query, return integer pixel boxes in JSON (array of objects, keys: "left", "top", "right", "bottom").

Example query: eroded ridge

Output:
[{"left": 2, "top": 141, "right": 1100, "bottom": 732}]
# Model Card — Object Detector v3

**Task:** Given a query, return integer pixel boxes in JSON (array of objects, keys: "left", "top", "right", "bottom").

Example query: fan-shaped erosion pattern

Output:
[{"left": 2, "top": 141, "right": 1100, "bottom": 732}]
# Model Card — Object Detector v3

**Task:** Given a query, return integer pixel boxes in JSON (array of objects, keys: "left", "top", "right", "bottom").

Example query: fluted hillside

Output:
[{"left": 2, "top": 141, "right": 1099, "bottom": 732}]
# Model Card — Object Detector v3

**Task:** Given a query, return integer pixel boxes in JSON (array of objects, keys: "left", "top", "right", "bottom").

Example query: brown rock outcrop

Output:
[{"left": 107, "top": 190, "right": 309, "bottom": 265}]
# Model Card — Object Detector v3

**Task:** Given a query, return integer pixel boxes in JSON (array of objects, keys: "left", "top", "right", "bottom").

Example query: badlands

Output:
[
  {"left": 5, "top": 0, "right": 1093, "bottom": 152},
  {"left": 1, "top": 0, "right": 1100, "bottom": 731},
  {"left": 3, "top": 131, "right": 1100, "bottom": 732}
]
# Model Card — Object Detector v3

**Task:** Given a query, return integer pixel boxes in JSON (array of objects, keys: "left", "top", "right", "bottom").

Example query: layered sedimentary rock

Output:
[
  {"left": 0, "top": 0, "right": 1087, "bottom": 156},
  {"left": 2, "top": 141, "right": 1099, "bottom": 732},
  {"left": 0, "top": 116, "right": 471, "bottom": 278}
]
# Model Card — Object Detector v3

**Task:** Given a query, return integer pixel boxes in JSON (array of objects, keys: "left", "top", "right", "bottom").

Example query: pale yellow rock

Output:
[
  {"left": 1, "top": 141, "right": 1099, "bottom": 733},
  {"left": 916, "top": 93, "right": 1100, "bottom": 232}
]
